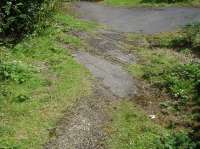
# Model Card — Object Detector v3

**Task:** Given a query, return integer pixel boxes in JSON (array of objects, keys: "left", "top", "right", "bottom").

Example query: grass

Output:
[
  {"left": 127, "top": 47, "right": 187, "bottom": 81},
  {"left": 0, "top": 10, "right": 96, "bottom": 148},
  {"left": 1, "top": 1, "right": 199, "bottom": 148},
  {"left": 106, "top": 100, "right": 170, "bottom": 149},
  {"left": 104, "top": 0, "right": 200, "bottom": 7},
  {"left": 104, "top": 0, "right": 142, "bottom": 7},
  {"left": 126, "top": 31, "right": 200, "bottom": 147}
]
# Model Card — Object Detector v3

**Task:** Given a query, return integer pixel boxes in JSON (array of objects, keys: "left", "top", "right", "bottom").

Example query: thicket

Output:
[{"left": 0, "top": 0, "right": 60, "bottom": 43}]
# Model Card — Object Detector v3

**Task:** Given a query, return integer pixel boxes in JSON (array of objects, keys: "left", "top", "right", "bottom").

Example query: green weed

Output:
[{"left": 0, "top": 60, "right": 33, "bottom": 83}]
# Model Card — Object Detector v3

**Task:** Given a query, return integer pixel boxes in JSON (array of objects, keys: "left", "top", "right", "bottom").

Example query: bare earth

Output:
[{"left": 45, "top": 2, "right": 200, "bottom": 149}]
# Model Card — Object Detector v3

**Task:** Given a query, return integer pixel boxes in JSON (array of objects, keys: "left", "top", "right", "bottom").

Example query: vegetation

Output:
[
  {"left": 107, "top": 101, "right": 198, "bottom": 149},
  {"left": 0, "top": 9, "right": 95, "bottom": 148},
  {"left": 107, "top": 101, "right": 169, "bottom": 149},
  {"left": 1, "top": 0, "right": 200, "bottom": 148},
  {"left": 0, "top": 0, "right": 60, "bottom": 43},
  {"left": 147, "top": 23, "right": 200, "bottom": 54},
  {"left": 104, "top": 0, "right": 200, "bottom": 7},
  {"left": 127, "top": 24, "right": 200, "bottom": 148}
]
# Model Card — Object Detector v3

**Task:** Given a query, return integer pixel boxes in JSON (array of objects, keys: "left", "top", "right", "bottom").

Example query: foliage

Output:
[
  {"left": 0, "top": 0, "right": 59, "bottom": 42},
  {"left": 171, "top": 23, "right": 200, "bottom": 51},
  {"left": 160, "top": 132, "right": 198, "bottom": 149},
  {"left": 128, "top": 46, "right": 200, "bottom": 147},
  {"left": 163, "top": 62, "right": 200, "bottom": 105},
  {"left": 148, "top": 23, "right": 200, "bottom": 53},
  {"left": 0, "top": 60, "right": 33, "bottom": 83}
]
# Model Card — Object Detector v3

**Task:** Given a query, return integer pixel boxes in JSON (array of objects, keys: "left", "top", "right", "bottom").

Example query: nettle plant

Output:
[{"left": 0, "top": 60, "right": 33, "bottom": 84}]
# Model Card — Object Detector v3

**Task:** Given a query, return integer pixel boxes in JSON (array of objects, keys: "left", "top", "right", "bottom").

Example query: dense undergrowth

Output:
[{"left": 127, "top": 23, "right": 200, "bottom": 148}]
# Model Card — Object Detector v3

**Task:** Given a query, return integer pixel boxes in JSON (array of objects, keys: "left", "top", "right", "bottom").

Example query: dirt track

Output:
[
  {"left": 75, "top": 1, "right": 200, "bottom": 33},
  {"left": 45, "top": 2, "right": 200, "bottom": 149},
  {"left": 45, "top": 28, "right": 137, "bottom": 149}
]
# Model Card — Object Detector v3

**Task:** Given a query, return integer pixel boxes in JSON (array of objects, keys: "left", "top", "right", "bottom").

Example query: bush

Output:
[{"left": 0, "top": 0, "right": 59, "bottom": 42}]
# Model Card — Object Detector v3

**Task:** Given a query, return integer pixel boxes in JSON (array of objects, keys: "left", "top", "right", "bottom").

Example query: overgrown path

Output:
[
  {"left": 45, "top": 26, "right": 138, "bottom": 149},
  {"left": 46, "top": 2, "right": 200, "bottom": 149}
]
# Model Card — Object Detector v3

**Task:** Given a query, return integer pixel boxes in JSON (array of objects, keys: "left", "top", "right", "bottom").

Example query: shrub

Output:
[{"left": 0, "top": 0, "right": 59, "bottom": 42}]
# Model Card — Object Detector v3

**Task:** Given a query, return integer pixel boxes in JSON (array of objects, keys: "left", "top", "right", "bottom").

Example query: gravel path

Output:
[
  {"left": 45, "top": 28, "right": 137, "bottom": 149},
  {"left": 74, "top": 1, "right": 200, "bottom": 33}
]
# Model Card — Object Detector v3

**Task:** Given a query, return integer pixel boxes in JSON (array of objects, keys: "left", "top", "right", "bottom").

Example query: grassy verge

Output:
[
  {"left": 103, "top": 0, "right": 200, "bottom": 7},
  {"left": 106, "top": 100, "right": 169, "bottom": 149},
  {"left": 0, "top": 7, "right": 96, "bottom": 148},
  {"left": 106, "top": 100, "right": 196, "bottom": 149},
  {"left": 126, "top": 28, "right": 200, "bottom": 148}
]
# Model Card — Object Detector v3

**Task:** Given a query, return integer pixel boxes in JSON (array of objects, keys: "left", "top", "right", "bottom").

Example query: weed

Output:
[
  {"left": 15, "top": 94, "right": 30, "bottom": 103},
  {"left": 163, "top": 62, "right": 200, "bottom": 105},
  {"left": 159, "top": 132, "right": 198, "bottom": 149},
  {"left": 0, "top": 61, "right": 33, "bottom": 83},
  {"left": 148, "top": 23, "right": 200, "bottom": 53}
]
